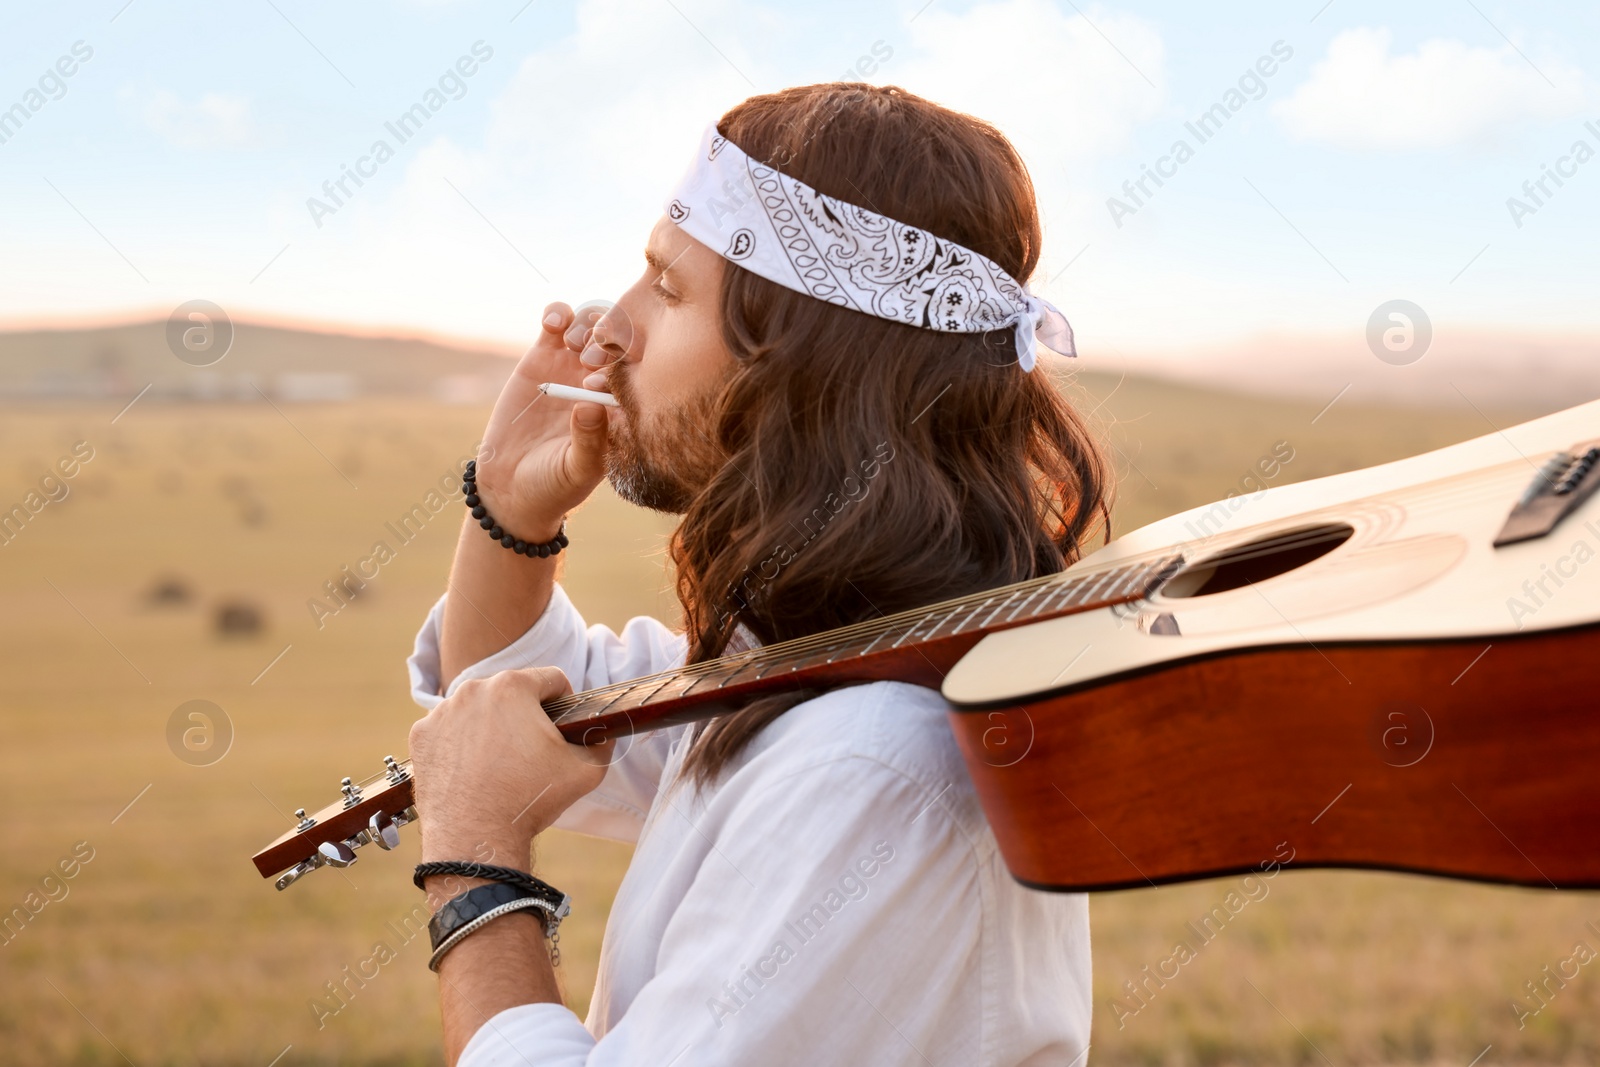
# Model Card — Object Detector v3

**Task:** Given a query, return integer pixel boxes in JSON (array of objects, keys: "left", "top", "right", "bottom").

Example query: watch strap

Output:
[
  {"left": 429, "top": 881, "right": 544, "bottom": 950},
  {"left": 428, "top": 894, "right": 560, "bottom": 972}
]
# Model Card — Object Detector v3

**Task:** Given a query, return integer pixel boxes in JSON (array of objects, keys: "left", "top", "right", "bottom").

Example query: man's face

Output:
[{"left": 583, "top": 215, "right": 736, "bottom": 513}]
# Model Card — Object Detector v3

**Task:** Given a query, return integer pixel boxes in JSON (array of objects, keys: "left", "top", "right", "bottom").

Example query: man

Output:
[{"left": 407, "top": 82, "right": 1110, "bottom": 1065}]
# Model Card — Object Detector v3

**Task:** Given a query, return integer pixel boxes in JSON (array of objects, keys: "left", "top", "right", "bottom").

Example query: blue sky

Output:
[{"left": 3, "top": 0, "right": 1598, "bottom": 370}]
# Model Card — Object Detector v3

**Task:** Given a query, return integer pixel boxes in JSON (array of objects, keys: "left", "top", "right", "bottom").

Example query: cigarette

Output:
[{"left": 539, "top": 382, "right": 619, "bottom": 407}]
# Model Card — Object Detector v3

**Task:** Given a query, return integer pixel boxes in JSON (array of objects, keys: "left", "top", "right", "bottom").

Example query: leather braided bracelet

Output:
[
  {"left": 413, "top": 861, "right": 562, "bottom": 897},
  {"left": 462, "top": 459, "right": 569, "bottom": 557},
  {"left": 417, "top": 862, "right": 571, "bottom": 970}
]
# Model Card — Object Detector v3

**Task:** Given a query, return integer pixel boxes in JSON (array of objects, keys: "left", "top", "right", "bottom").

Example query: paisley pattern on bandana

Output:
[{"left": 664, "top": 122, "right": 1076, "bottom": 371}]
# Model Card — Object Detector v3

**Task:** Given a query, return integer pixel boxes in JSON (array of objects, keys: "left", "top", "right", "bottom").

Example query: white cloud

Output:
[
  {"left": 141, "top": 90, "right": 264, "bottom": 150},
  {"left": 891, "top": 0, "right": 1165, "bottom": 251},
  {"left": 252, "top": 0, "right": 1166, "bottom": 346},
  {"left": 894, "top": 0, "right": 1163, "bottom": 169},
  {"left": 254, "top": 0, "right": 760, "bottom": 340},
  {"left": 1272, "top": 27, "right": 1592, "bottom": 151}
]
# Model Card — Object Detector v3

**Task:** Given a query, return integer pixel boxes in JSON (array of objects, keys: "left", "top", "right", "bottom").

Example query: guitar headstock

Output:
[{"left": 252, "top": 755, "right": 419, "bottom": 890}]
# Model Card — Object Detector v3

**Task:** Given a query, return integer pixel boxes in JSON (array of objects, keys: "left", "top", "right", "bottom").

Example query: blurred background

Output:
[{"left": 3, "top": 1, "right": 1599, "bottom": 1065}]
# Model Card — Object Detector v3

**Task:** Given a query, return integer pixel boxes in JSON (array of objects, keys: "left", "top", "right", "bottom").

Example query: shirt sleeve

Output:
[
  {"left": 406, "top": 584, "right": 691, "bottom": 844},
  {"left": 455, "top": 750, "right": 992, "bottom": 1067}
]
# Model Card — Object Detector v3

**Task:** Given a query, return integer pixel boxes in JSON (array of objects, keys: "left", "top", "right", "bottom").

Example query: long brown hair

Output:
[{"left": 672, "top": 83, "right": 1112, "bottom": 786}]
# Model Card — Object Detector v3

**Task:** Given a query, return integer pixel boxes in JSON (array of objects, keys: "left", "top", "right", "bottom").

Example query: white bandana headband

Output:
[{"left": 663, "top": 122, "right": 1075, "bottom": 372}]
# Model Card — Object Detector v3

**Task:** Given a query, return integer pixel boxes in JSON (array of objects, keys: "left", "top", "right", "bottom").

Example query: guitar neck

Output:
[
  {"left": 545, "top": 553, "right": 1184, "bottom": 742},
  {"left": 250, "top": 553, "right": 1180, "bottom": 884}
]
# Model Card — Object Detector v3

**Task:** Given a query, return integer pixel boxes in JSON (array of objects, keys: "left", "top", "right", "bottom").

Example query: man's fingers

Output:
[
  {"left": 525, "top": 665, "right": 575, "bottom": 702},
  {"left": 564, "top": 305, "right": 604, "bottom": 352},
  {"left": 565, "top": 403, "right": 610, "bottom": 486},
  {"left": 541, "top": 302, "right": 574, "bottom": 336}
]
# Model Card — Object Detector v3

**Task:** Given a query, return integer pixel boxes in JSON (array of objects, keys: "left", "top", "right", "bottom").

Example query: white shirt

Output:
[{"left": 407, "top": 584, "right": 1093, "bottom": 1066}]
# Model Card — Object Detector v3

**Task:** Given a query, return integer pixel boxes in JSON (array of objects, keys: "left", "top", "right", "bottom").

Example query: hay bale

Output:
[
  {"left": 213, "top": 600, "right": 264, "bottom": 637},
  {"left": 145, "top": 575, "right": 194, "bottom": 607}
]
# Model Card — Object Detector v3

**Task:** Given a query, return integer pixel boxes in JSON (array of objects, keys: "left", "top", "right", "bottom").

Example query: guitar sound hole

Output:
[{"left": 1162, "top": 522, "right": 1355, "bottom": 598}]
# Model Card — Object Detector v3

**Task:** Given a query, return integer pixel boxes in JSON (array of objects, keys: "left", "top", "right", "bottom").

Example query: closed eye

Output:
[{"left": 651, "top": 278, "right": 681, "bottom": 305}]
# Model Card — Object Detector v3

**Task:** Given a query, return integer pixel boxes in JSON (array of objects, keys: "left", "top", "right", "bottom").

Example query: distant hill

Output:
[
  {"left": 0, "top": 319, "right": 516, "bottom": 404},
  {"left": 5, "top": 317, "right": 1595, "bottom": 420},
  {"left": 0, "top": 318, "right": 1152, "bottom": 409},
  {"left": 1119, "top": 327, "right": 1600, "bottom": 413}
]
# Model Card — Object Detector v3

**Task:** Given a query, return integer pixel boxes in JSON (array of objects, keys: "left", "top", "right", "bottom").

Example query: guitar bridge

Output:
[{"left": 1494, "top": 440, "right": 1600, "bottom": 547}]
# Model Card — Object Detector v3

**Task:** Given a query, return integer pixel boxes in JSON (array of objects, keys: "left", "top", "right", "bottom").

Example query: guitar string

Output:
[
  {"left": 544, "top": 501, "right": 1461, "bottom": 713},
  {"left": 544, "top": 556, "right": 1181, "bottom": 719},
  {"left": 544, "top": 478, "right": 1542, "bottom": 721},
  {"left": 361, "top": 457, "right": 1573, "bottom": 780},
  {"left": 543, "top": 464, "right": 1543, "bottom": 721},
  {"left": 542, "top": 532, "right": 1337, "bottom": 722},
  {"left": 546, "top": 528, "right": 1387, "bottom": 724}
]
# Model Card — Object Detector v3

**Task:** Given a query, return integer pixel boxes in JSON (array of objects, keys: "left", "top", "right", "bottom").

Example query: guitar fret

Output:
[
  {"left": 1075, "top": 566, "right": 1113, "bottom": 601},
  {"left": 629, "top": 675, "right": 682, "bottom": 705},
  {"left": 1110, "top": 563, "right": 1149, "bottom": 598},
  {"left": 1099, "top": 565, "right": 1137, "bottom": 601},
  {"left": 775, "top": 653, "right": 809, "bottom": 677},
  {"left": 1073, "top": 566, "right": 1123, "bottom": 606},
  {"left": 753, "top": 654, "right": 794, "bottom": 680},
  {"left": 919, "top": 602, "right": 971, "bottom": 642},
  {"left": 916, "top": 608, "right": 958, "bottom": 642},
  {"left": 891, "top": 611, "right": 938, "bottom": 649},
  {"left": 717, "top": 653, "right": 768, "bottom": 688},
  {"left": 949, "top": 595, "right": 1000, "bottom": 635},
  {"left": 788, "top": 642, "right": 845, "bottom": 671},
  {"left": 634, "top": 673, "right": 696, "bottom": 706},
  {"left": 681, "top": 666, "right": 736, "bottom": 697},
  {"left": 753, "top": 640, "right": 845, "bottom": 680},
  {"left": 856, "top": 624, "right": 897, "bottom": 656},
  {"left": 978, "top": 589, "right": 1026, "bottom": 630},
  {"left": 577, "top": 684, "right": 638, "bottom": 719},
  {"left": 1062, "top": 563, "right": 1122, "bottom": 605},
  {"left": 1003, "top": 583, "right": 1053, "bottom": 623},
  {"left": 1031, "top": 577, "right": 1081, "bottom": 616}
]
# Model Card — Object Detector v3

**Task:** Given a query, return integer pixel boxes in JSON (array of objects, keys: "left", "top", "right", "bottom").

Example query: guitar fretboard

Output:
[
  {"left": 546, "top": 553, "right": 1183, "bottom": 733},
  {"left": 252, "top": 552, "right": 1184, "bottom": 883}
]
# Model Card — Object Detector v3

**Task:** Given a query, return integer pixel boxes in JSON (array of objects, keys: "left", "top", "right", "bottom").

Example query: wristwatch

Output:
[{"left": 427, "top": 881, "right": 571, "bottom": 972}]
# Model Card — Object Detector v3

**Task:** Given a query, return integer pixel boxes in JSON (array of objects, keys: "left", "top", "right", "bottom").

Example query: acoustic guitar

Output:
[{"left": 253, "top": 399, "right": 1600, "bottom": 893}]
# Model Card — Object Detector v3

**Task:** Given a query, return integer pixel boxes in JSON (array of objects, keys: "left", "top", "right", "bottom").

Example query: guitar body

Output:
[{"left": 943, "top": 399, "right": 1600, "bottom": 890}]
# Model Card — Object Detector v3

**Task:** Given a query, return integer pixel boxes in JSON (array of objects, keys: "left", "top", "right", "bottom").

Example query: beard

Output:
[{"left": 603, "top": 360, "right": 725, "bottom": 514}]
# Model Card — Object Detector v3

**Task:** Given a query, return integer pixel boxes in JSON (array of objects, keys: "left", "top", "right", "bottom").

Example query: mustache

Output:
[{"left": 604, "top": 361, "right": 637, "bottom": 410}]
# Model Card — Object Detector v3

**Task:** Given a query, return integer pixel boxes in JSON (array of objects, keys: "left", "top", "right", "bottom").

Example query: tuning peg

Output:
[
  {"left": 369, "top": 810, "right": 401, "bottom": 850},
  {"left": 317, "top": 840, "right": 357, "bottom": 868},
  {"left": 275, "top": 858, "right": 318, "bottom": 890},
  {"left": 384, "top": 755, "right": 408, "bottom": 784},
  {"left": 294, "top": 808, "right": 316, "bottom": 833},
  {"left": 340, "top": 776, "right": 363, "bottom": 809}
]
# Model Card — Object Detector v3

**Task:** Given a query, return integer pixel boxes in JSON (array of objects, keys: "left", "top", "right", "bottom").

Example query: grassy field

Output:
[{"left": 1, "top": 372, "right": 1596, "bottom": 1066}]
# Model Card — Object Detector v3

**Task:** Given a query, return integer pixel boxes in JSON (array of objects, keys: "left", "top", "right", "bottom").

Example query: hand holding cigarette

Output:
[{"left": 467, "top": 303, "right": 615, "bottom": 547}]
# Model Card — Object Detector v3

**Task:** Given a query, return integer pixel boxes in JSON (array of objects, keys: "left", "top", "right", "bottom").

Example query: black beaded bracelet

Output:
[{"left": 462, "top": 459, "right": 569, "bottom": 558}]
